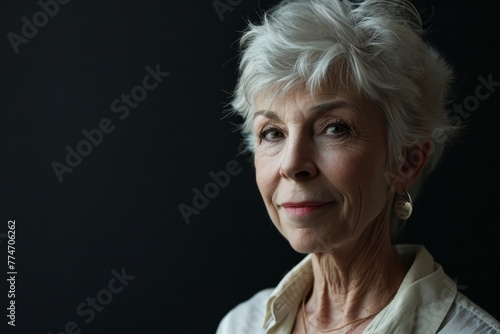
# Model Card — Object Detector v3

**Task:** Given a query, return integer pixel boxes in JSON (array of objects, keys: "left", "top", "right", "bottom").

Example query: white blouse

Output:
[{"left": 217, "top": 245, "right": 500, "bottom": 334}]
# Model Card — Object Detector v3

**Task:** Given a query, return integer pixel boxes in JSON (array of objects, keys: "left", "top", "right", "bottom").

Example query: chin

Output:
[
  {"left": 275, "top": 214, "right": 347, "bottom": 251},
  {"left": 287, "top": 239, "right": 313, "bottom": 254},
  {"left": 282, "top": 227, "right": 339, "bottom": 254}
]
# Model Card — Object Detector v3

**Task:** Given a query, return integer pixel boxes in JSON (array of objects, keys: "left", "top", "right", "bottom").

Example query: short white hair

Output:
[{"left": 231, "top": 0, "right": 458, "bottom": 238}]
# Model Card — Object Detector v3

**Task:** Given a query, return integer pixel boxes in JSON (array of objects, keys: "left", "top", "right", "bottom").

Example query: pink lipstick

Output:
[{"left": 280, "top": 202, "right": 330, "bottom": 217}]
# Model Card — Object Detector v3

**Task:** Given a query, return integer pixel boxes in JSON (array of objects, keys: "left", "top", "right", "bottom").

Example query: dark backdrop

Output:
[{"left": 1, "top": 0, "right": 499, "bottom": 333}]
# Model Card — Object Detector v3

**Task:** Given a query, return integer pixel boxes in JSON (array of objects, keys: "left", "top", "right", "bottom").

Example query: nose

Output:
[{"left": 279, "top": 134, "right": 318, "bottom": 181}]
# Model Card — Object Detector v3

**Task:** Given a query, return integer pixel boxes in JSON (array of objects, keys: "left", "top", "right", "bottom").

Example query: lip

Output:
[{"left": 280, "top": 201, "right": 333, "bottom": 217}]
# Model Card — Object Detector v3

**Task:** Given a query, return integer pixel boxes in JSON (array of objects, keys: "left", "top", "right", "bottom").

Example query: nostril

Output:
[{"left": 296, "top": 170, "right": 311, "bottom": 178}]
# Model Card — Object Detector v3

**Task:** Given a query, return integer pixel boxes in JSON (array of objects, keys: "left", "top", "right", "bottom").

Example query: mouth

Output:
[{"left": 279, "top": 201, "right": 334, "bottom": 217}]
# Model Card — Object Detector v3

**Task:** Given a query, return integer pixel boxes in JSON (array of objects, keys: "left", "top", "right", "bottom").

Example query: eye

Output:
[
  {"left": 259, "top": 127, "right": 285, "bottom": 142},
  {"left": 324, "top": 122, "right": 349, "bottom": 137}
]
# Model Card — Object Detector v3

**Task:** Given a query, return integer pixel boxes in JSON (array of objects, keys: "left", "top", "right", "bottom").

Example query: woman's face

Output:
[{"left": 253, "top": 87, "right": 393, "bottom": 253}]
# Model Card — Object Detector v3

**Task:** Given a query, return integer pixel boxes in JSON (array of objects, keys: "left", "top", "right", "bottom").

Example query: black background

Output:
[{"left": 1, "top": 0, "right": 499, "bottom": 333}]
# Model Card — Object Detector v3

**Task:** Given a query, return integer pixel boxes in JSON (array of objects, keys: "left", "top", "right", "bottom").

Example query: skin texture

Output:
[{"left": 252, "top": 85, "right": 429, "bottom": 333}]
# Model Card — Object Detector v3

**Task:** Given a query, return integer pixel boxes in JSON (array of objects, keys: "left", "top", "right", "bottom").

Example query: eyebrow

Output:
[{"left": 254, "top": 101, "right": 351, "bottom": 120}]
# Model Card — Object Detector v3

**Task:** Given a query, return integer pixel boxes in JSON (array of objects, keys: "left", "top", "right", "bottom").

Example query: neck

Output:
[{"left": 304, "top": 218, "right": 407, "bottom": 329}]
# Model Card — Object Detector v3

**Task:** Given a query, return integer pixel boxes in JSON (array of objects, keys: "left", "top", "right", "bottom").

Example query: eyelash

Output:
[
  {"left": 322, "top": 119, "right": 351, "bottom": 136},
  {"left": 257, "top": 119, "right": 352, "bottom": 142},
  {"left": 258, "top": 125, "right": 284, "bottom": 142}
]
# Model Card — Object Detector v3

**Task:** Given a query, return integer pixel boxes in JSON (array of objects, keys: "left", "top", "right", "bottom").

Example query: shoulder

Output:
[
  {"left": 216, "top": 288, "right": 274, "bottom": 334},
  {"left": 438, "top": 292, "right": 500, "bottom": 333}
]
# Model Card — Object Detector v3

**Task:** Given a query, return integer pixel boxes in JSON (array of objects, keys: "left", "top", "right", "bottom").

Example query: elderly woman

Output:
[{"left": 216, "top": 0, "right": 500, "bottom": 333}]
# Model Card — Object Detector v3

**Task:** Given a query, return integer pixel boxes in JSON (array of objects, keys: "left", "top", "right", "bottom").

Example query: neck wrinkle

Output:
[{"left": 305, "top": 205, "right": 407, "bottom": 328}]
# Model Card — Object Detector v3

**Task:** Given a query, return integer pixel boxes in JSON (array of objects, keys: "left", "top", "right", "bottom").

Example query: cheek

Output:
[
  {"left": 323, "top": 145, "right": 388, "bottom": 210},
  {"left": 255, "top": 154, "right": 283, "bottom": 228},
  {"left": 255, "top": 153, "right": 280, "bottom": 203},
  {"left": 356, "top": 157, "right": 389, "bottom": 210}
]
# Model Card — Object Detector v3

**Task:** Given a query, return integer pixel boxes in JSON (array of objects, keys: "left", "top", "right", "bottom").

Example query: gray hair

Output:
[{"left": 231, "top": 0, "right": 458, "bottom": 238}]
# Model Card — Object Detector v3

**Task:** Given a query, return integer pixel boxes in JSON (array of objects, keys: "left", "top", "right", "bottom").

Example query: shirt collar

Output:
[
  {"left": 263, "top": 253, "right": 313, "bottom": 330},
  {"left": 262, "top": 244, "right": 457, "bottom": 333}
]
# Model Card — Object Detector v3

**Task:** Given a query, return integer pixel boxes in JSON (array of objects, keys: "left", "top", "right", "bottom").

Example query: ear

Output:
[{"left": 393, "top": 140, "right": 432, "bottom": 195}]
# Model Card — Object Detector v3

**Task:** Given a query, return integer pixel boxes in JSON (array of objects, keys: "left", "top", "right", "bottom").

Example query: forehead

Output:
[{"left": 254, "top": 85, "right": 377, "bottom": 120}]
